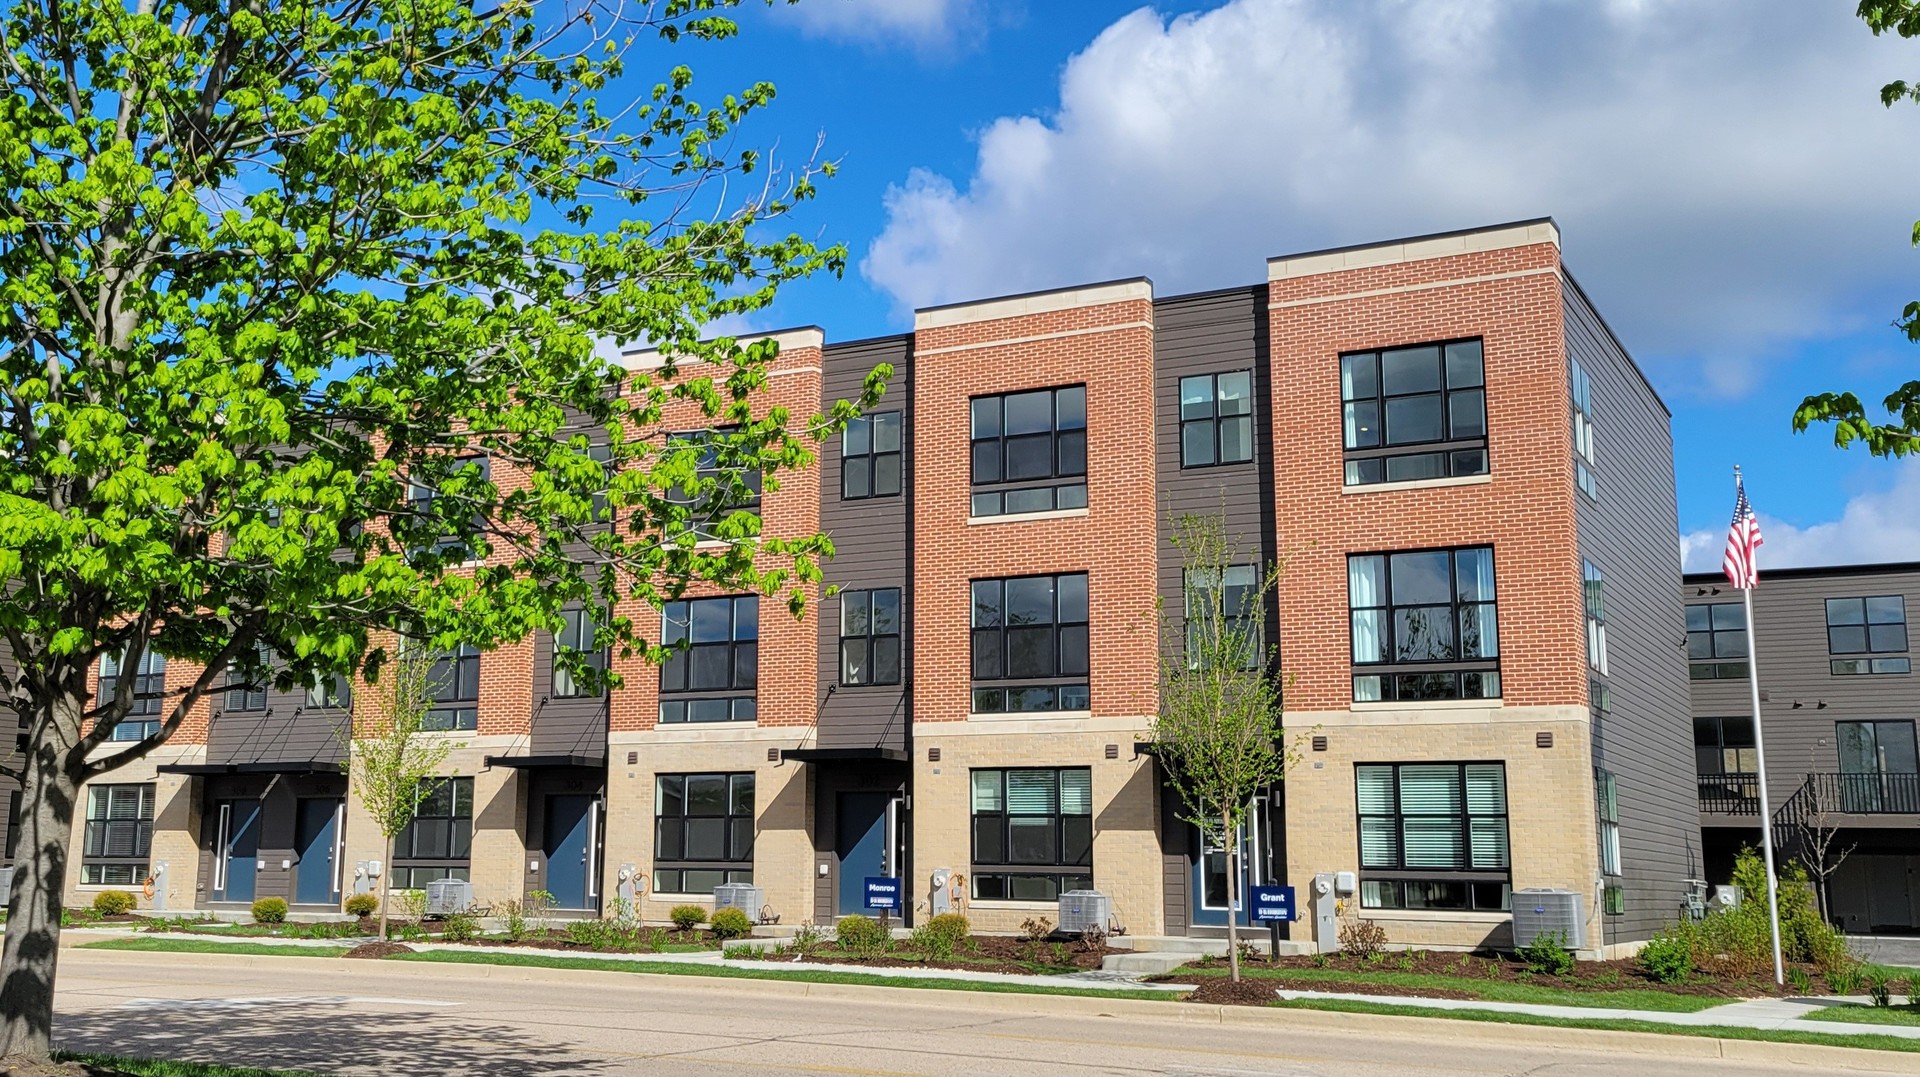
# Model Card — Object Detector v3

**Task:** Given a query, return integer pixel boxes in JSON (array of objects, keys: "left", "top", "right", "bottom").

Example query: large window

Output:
[
  {"left": 969, "top": 385, "right": 1088, "bottom": 518},
  {"left": 1341, "top": 339, "right": 1488, "bottom": 486},
  {"left": 1571, "top": 358, "right": 1598, "bottom": 499},
  {"left": 391, "top": 777, "right": 471, "bottom": 889},
  {"left": 1595, "top": 768, "right": 1621, "bottom": 878},
  {"left": 840, "top": 588, "right": 902, "bottom": 687},
  {"left": 425, "top": 644, "right": 480, "bottom": 730},
  {"left": 304, "top": 674, "right": 352, "bottom": 711},
  {"left": 223, "top": 642, "right": 272, "bottom": 715},
  {"left": 970, "top": 573, "right": 1090, "bottom": 714},
  {"left": 408, "top": 456, "right": 490, "bottom": 561},
  {"left": 666, "top": 428, "right": 762, "bottom": 539},
  {"left": 1584, "top": 561, "right": 1608, "bottom": 675},
  {"left": 1179, "top": 371, "right": 1253, "bottom": 468},
  {"left": 99, "top": 648, "right": 165, "bottom": 742},
  {"left": 654, "top": 773, "right": 753, "bottom": 894},
  {"left": 81, "top": 784, "right": 154, "bottom": 886},
  {"left": 843, "top": 411, "right": 903, "bottom": 500},
  {"left": 659, "top": 596, "right": 758, "bottom": 724},
  {"left": 1827, "top": 596, "right": 1910, "bottom": 676},
  {"left": 1686, "top": 603, "right": 1748, "bottom": 680},
  {"left": 1837, "top": 720, "right": 1920, "bottom": 813},
  {"left": 1694, "top": 716, "right": 1757, "bottom": 776},
  {"left": 1348, "top": 547, "right": 1499, "bottom": 702},
  {"left": 1356, "top": 763, "right": 1510, "bottom": 911},
  {"left": 551, "top": 609, "right": 605, "bottom": 699},
  {"left": 1184, "top": 565, "right": 1260, "bottom": 670},
  {"left": 969, "top": 768, "right": 1092, "bottom": 901}
]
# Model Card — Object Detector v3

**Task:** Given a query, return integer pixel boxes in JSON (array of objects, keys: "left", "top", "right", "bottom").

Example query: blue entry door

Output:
[
  {"left": 1189, "top": 799, "right": 1266, "bottom": 928},
  {"left": 836, "top": 793, "right": 890, "bottom": 915},
  {"left": 216, "top": 799, "right": 261, "bottom": 903},
  {"left": 544, "top": 794, "right": 595, "bottom": 910},
  {"left": 293, "top": 798, "right": 342, "bottom": 905}
]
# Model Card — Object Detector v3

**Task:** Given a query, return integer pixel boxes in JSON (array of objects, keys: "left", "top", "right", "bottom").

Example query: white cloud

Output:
[
  {"left": 863, "top": 0, "right": 1920, "bottom": 395},
  {"left": 773, "top": 0, "right": 976, "bottom": 47},
  {"left": 1680, "top": 462, "right": 1920, "bottom": 572}
]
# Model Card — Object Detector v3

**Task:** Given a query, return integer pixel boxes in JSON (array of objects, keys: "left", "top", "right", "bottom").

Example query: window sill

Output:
[
  {"left": 967, "top": 710, "right": 1093, "bottom": 722},
  {"left": 968, "top": 899, "right": 1061, "bottom": 911},
  {"left": 968, "top": 507, "right": 1089, "bottom": 526},
  {"left": 1349, "top": 698, "right": 1501, "bottom": 711},
  {"left": 1341, "top": 473, "right": 1492, "bottom": 495},
  {"left": 1357, "top": 908, "right": 1514, "bottom": 922}
]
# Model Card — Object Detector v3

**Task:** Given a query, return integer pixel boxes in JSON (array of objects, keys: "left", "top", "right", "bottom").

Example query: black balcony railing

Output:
[
  {"left": 1697, "top": 773, "right": 1761, "bottom": 814},
  {"left": 1808, "top": 771, "right": 1920, "bottom": 816}
]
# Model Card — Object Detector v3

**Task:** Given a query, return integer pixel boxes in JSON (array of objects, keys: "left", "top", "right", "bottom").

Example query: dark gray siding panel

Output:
[
  {"left": 208, "top": 697, "right": 349, "bottom": 769},
  {"left": 817, "top": 336, "right": 912, "bottom": 753},
  {"left": 1567, "top": 277, "right": 1697, "bottom": 945},
  {"left": 530, "top": 627, "right": 609, "bottom": 759}
]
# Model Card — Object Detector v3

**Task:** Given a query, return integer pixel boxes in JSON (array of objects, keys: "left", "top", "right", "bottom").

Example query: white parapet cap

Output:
[
  {"left": 914, "top": 277, "right": 1154, "bottom": 331},
  {"left": 1267, "top": 218, "right": 1561, "bottom": 281},
  {"left": 617, "top": 326, "right": 825, "bottom": 371}
]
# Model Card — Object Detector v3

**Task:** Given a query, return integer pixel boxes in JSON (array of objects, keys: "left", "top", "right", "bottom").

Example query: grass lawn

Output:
[
  {"left": 1270, "top": 997, "right": 1920, "bottom": 1054},
  {"left": 1803, "top": 1003, "right": 1920, "bottom": 1027},
  {"left": 53, "top": 1051, "right": 324, "bottom": 1076},
  {"left": 1193, "top": 966, "right": 1736, "bottom": 1012},
  {"left": 392, "top": 949, "right": 1181, "bottom": 1001},
  {"left": 83, "top": 938, "right": 352, "bottom": 959}
]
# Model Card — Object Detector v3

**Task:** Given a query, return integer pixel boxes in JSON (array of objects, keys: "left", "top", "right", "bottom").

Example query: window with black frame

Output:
[
  {"left": 1571, "top": 357, "right": 1598, "bottom": 499},
  {"left": 550, "top": 609, "right": 606, "bottom": 698},
  {"left": 659, "top": 596, "right": 758, "bottom": 724},
  {"left": 666, "top": 428, "right": 762, "bottom": 539},
  {"left": 840, "top": 588, "right": 902, "bottom": 687},
  {"left": 81, "top": 783, "right": 154, "bottom": 886},
  {"left": 1686, "top": 603, "right": 1748, "bottom": 680},
  {"left": 1184, "top": 565, "right": 1260, "bottom": 670},
  {"left": 99, "top": 648, "right": 166, "bottom": 741},
  {"left": 407, "top": 456, "right": 490, "bottom": 561},
  {"left": 390, "top": 777, "right": 472, "bottom": 889},
  {"left": 1348, "top": 547, "right": 1499, "bottom": 702},
  {"left": 424, "top": 644, "right": 480, "bottom": 730},
  {"left": 1827, "top": 596, "right": 1910, "bottom": 675},
  {"left": 654, "top": 773, "right": 753, "bottom": 894},
  {"left": 222, "top": 642, "right": 272, "bottom": 715},
  {"left": 1356, "top": 763, "right": 1509, "bottom": 911},
  {"left": 970, "top": 768, "right": 1092, "bottom": 901},
  {"left": 304, "top": 673, "right": 352, "bottom": 711},
  {"left": 1178, "top": 371, "right": 1253, "bottom": 468},
  {"left": 969, "top": 385, "right": 1087, "bottom": 518},
  {"left": 970, "top": 573, "right": 1089, "bottom": 714},
  {"left": 1341, "top": 339, "right": 1488, "bottom": 486},
  {"left": 843, "top": 411, "right": 903, "bottom": 500}
]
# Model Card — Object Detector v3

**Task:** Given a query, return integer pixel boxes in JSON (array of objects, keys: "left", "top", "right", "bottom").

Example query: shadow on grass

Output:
[{"left": 52, "top": 999, "right": 597, "bottom": 1077}]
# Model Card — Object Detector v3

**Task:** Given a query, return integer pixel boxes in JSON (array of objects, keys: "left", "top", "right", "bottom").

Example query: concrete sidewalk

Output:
[{"left": 1274, "top": 988, "right": 1920, "bottom": 1039}]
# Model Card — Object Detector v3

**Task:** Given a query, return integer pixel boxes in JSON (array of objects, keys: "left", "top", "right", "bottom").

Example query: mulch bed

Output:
[
  {"left": 1158, "top": 950, "right": 1816, "bottom": 1001},
  {"left": 784, "top": 934, "right": 1121, "bottom": 974},
  {"left": 1182, "top": 978, "right": 1293, "bottom": 1006},
  {"left": 344, "top": 941, "right": 414, "bottom": 959}
]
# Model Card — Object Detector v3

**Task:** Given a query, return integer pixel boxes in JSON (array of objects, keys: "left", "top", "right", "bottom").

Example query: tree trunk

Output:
[
  {"left": 1223, "top": 810, "right": 1241, "bottom": 984},
  {"left": 379, "top": 834, "right": 394, "bottom": 943},
  {"left": 0, "top": 695, "right": 83, "bottom": 1062}
]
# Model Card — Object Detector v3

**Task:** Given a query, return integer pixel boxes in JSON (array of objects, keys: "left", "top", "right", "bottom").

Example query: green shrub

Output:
[
  {"left": 344, "top": 893, "right": 378, "bottom": 918},
  {"left": 669, "top": 904, "right": 707, "bottom": 932},
  {"left": 1637, "top": 929, "right": 1693, "bottom": 985},
  {"left": 910, "top": 912, "right": 970, "bottom": 960},
  {"left": 251, "top": 897, "right": 289, "bottom": 925},
  {"left": 1871, "top": 970, "right": 1893, "bottom": 1007},
  {"left": 397, "top": 889, "right": 428, "bottom": 924},
  {"left": 1787, "top": 966, "right": 1814, "bottom": 995},
  {"left": 1828, "top": 963, "right": 1863, "bottom": 995},
  {"left": 710, "top": 907, "right": 753, "bottom": 939},
  {"left": 567, "top": 918, "right": 615, "bottom": 949},
  {"left": 440, "top": 910, "right": 480, "bottom": 942},
  {"left": 497, "top": 898, "right": 530, "bottom": 941},
  {"left": 1906, "top": 975, "right": 1919, "bottom": 1007},
  {"left": 1518, "top": 931, "right": 1574, "bottom": 976},
  {"left": 91, "top": 890, "right": 137, "bottom": 916},
  {"left": 835, "top": 914, "right": 888, "bottom": 954}
]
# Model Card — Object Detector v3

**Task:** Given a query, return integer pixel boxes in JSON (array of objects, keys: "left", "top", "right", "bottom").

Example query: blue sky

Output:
[{"left": 648, "top": 0, "right": 1920, "bottom": 570}]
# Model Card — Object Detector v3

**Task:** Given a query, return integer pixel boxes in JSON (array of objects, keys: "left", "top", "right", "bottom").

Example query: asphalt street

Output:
[{"left": 43, "top": 948, "right": 1920, "bottom": 1076}]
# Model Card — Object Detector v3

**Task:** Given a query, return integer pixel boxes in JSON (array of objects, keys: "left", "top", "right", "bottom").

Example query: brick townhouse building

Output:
[{"left": 18, "top": 218, "right": 1698, "bottom": 957}]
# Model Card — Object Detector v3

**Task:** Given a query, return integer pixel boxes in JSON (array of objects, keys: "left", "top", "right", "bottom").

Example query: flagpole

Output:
[{"left": 1736, "top": 466, "right": 1786, "bottom": 986}]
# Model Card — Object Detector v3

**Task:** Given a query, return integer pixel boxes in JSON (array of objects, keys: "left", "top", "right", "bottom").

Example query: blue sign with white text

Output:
[
  {"left": 1250, "top": 884, "right": 1296, "bottom": 922},
  {"left": 864, "top": 876, "right": 901, "bottom": 910}
]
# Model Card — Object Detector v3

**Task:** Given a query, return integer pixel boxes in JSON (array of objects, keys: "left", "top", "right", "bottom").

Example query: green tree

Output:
[
  {"left": 1796, "top": 2, "right": 1920, "bottom": 450},
  {"left": 0, "top": 0, "right": 882, "bottom": 1060},
  {"left": 346, "top": 649, "right": 458, "bottom": 944},
  {"left": 1150, "top": 513, "right": 1298, "bottom": 983}
]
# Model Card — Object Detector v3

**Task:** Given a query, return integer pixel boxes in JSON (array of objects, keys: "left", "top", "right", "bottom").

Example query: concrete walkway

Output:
[{"left": 1274, "top": 988, "right": 1920, "bottom": 1039}]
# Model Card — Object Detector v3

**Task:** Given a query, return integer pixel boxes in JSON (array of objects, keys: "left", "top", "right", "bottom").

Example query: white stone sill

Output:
[
  {"left": 967, "top": 507, "right": 1090, "bottom": 526},
  {"left": 1340, "top": 473, "right": 1492, "bottom": 495},
  {"left": 1349, "top": 698, "right": 1502, "bottom": 711},
  {"left": 967, "top": 710, "right": 1093, "bottom": 722}
]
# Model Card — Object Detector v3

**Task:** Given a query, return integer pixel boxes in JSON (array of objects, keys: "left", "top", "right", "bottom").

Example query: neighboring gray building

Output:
[{"left": 1687, "top": 562, "right": 1920, "bottom": 934}]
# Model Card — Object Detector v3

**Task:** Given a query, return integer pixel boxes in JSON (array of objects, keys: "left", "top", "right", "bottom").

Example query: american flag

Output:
[{"left": 1723, "top": 475, "right": 1763, "bottom": 590}]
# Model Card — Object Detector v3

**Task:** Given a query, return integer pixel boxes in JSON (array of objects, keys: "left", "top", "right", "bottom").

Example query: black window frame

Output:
[
  {"left": 424, "top": 644, "right": 481, "bottom": 731},
  {"left": 1183, "top": 564, "right": 1261, "bottom": 671},
  {"left": 1571, "top": 357, "right": 1597, "bottom": 500},
  {"left": 839, "top": 588, "right": 903, "bottom": 687},
  {"left": 1348, "top": 546, "right": 1500, "bottom": 702},
  {"left": 666, "top": 427, "right": 762, "bottom": 540},
  {"left": 99, "top": 647, "right": 166, "bottom": 742},
  {"left": 1826, "top": 595, "right": 1911, "bottom": 676},
  {"left": 658, "top": 595, "right": 758, "bottom": 724},
  {"left": 842, "top": 411, "right": 903, "bottom": 500},
  {"left": 969, "top": 572, "right": 1090, "bottom": 715},
  {"left": 391, "top": 777, "right": 472, "bottom": 890},
  {"left": 407, "top": 455, "right": 491, "bottom": 562},
  {"left": 550, "top": 608, "right": 607, "bottom": 699},
  {"left": 222, "top": 641, "right": 272, "bottom": 716},
  {"left": 1341, "top": 338, "right": 1489, "bottom": 487},
  {"left": 304, "top": 673, "right": 353, "bottom": 712},
  {"left": 1595, "top": 768, "right": 1621, "bottom": 879},
  {"left": 653, "top": 772, "right": 754, "bottom": 895},
  {"left": 969, "top": 767, "right": 1093, "bottom": 902},
  {"left": 1178, "top": 370, "right": 1254, "bottom": 469},
  {"left": 1584, "top": 560, "right": 1608, "bottom": 675},
  {"left": 1355, "top": 762, "right": 1510, "bottom": 912},
  {"left": 1686, "top": 602, "right": 1749, "bottom": 680},
  {"left": 968, "top": 384, "right": 1088, "bottom": 519},
  {"left": 81, "top": 782, "right": 155, "bottom": 887}
]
